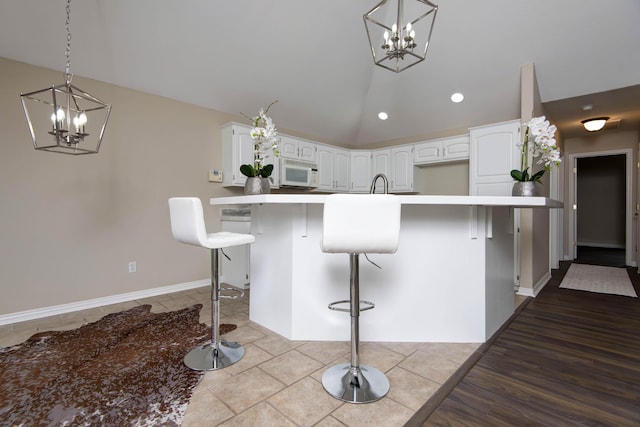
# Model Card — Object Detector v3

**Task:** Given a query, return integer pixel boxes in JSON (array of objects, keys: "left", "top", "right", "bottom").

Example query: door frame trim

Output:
[{"left": 568, "top": 148, "right": 634, "bottom": 266}]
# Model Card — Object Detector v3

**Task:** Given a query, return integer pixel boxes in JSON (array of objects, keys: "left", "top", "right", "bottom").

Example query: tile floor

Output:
[{"left": 0, "top": 287, "right": 495, "bottom": 426}]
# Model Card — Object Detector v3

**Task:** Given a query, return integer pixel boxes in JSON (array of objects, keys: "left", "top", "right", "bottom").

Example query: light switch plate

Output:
[{"left": 209, "top": 169, "right": 223, "bottom": 182}]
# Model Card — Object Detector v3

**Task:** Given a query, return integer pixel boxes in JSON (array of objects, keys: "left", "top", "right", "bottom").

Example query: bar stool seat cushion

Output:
[
  {"left": 169, "top": 197, "right": 255, "bottom": 249},
  {"left": 321, "top": 194, "right": 400, "bottom": 254}
]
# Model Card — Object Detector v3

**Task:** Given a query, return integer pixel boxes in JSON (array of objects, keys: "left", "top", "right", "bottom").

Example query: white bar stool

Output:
[
  {"left": 320, "top": 192, "right": 401, "bottom": 403},
  {"left": 168, "top": 197, "right": 255, "bottom": 371}
]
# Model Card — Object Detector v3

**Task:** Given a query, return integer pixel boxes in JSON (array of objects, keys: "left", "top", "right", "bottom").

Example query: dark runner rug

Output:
[{"left": 0, "top": 304, "right": 236, "bottom": 426}]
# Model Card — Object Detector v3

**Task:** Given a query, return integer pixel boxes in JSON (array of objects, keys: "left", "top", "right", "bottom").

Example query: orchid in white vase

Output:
[
  {"left": 510, "top": 116, "right": 561, "bottom": 183},
  {"left": 240, "top": 100, "right": 280, "bottom": 179}
]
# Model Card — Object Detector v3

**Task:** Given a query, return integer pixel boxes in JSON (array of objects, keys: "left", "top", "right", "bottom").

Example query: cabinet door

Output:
[
  {"left": 298, "top": 140, "right": 317, "bottom": 162},
  {"left": 390, "top": 146, "right": 414, "bottom": 192},
  {"left": 372, "top": 149, "right": 390, "bottom": 193},
  {"left": 442, "top": 136, "right": 470, "bottom": 161},
  {"left": 333, "top": 148, "right": 351, "bottom": 192},
  {"left": 350, "top": 151, "right": 371, "bottom": 193},
  {"left": 414, "top": 141, "right": 442, "bottom": 164},
  {"left": 469, "top": 120, "right": 521, "bottom": 196},
  {"left": 222, "top": 123, "right": 255, "bottom": 187},
  {"left": 279, "top": 135, "right": 299, "bottom": 159},
  {"left": 316, "top": 145, "right": 335, "bottom": 190}
]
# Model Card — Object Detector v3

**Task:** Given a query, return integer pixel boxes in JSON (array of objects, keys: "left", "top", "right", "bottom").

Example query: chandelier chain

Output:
[{"left": 64, "top": 0, "right": 72, "bottom": 80}]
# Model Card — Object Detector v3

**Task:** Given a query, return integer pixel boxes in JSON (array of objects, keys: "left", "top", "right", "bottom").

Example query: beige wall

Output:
[
  {"left": 0, "top": 57, "right": 249, "bottom": 315},
  {"left": 519, "top": 63, "right": 553, "bottom": 292},
  {"left": 415, "top": 162, "right": 469, "bottom": 195}
]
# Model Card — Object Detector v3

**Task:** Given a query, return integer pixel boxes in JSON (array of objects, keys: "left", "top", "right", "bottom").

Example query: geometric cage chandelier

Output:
[
  {"left": 20, "top": 0, "right": 111, "bottom": 155},
  {"left": 363, "top": 0, "right": 438, "bottom": 73}
]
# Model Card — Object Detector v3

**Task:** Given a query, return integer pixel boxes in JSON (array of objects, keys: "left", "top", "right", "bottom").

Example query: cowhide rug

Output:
[{"left": 0, "top": 304, "right": 236, "bottom": 426}]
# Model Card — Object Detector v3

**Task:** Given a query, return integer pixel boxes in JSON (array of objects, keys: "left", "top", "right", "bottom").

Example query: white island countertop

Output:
[{"left": 210, "top": 194, "right": 563, "bottom": 208}]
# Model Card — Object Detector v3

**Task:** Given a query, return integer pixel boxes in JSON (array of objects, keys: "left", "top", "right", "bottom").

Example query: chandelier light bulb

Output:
[
  {"left": 56, "top": 108, "right": 65, "bottom": 122},
  {"left": 78, "top": 112, "right": 87, "bottom": 125},
  {"left": 406, "top": 22, "right": 412, "bottom": 33},
  {"left": 392, "top": 23, "right": 397, "bottom": 33}
]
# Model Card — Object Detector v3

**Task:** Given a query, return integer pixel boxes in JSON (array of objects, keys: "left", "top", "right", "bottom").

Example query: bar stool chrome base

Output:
[
  {"left": 184, "top": 341, "right": 245, "bottom": 371},
  {"left": 322, "top": 363, "right": 390, "bottom": 404}
]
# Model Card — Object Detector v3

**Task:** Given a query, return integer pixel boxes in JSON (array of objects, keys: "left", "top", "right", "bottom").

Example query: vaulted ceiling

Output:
[{"left": 1, "top": 0, "right": 639, "bottom": 146}]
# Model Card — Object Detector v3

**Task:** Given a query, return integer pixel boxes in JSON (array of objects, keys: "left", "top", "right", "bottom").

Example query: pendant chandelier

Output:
[
  {"left": 20, "top": 0, "right": 111, "bottom": 155},
  {"left": 363, "top": 0, "right": 438, "bottom": 73}
]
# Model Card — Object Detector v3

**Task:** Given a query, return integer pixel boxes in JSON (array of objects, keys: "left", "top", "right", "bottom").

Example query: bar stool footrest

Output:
[{"left": 328, "top": 299, "right": 375, "bottom": 312}]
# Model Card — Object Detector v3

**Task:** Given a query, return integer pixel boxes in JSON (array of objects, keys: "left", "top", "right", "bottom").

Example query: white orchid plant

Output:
[
  {"left": 240, "top": 100, "right": 280, "bottom": 178},
  {"left": 511, "top": 116, "right": 561, "bottom": 183}
]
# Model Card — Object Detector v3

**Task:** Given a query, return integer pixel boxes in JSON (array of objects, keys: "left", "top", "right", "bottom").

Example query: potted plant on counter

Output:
[
  {"left": 240, "top": 100, "right": 280, "bottom": 195},
  {"left": 511, "top": 115, "right": 561, "bottom": 196}
]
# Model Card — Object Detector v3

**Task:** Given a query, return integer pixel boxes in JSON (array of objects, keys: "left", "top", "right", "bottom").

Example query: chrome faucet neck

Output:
[{"left": 370, "top": 173, "right": 389, "bottom": 194}]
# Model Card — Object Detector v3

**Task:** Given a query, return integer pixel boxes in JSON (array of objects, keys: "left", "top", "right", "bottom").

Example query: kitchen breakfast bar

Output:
[{"left": 210, "top": 195, "right": 562, "bottom": 343}]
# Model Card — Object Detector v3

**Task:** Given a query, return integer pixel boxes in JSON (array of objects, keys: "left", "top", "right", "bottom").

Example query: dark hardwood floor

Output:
[
  {"left": 406, "top": 261, "right": 640, "bottom": 426},
  {"left": 576, "top": 245, "right": 626, "bottom": 267}
]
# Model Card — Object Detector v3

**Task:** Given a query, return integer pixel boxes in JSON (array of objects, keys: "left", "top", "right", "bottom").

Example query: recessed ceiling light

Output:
[
  {"left": 450, "top": 92, "right": 464, "bottom": 103},
  {"left": 378, "top": 112, "right": 388, "bottom": 120}
]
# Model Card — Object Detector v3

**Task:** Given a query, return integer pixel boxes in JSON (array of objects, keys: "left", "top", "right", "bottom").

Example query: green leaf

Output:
[
  {"left": 530, "top": 170, "right": 545, "bottom": 183},
  {"left": 260, "top": 164, "right": 274, "bottom": 178},
  {"left": 510, "top": 169, "right": 524, "bottom": 181},
  {"left": 240, "top": 164, "right": 257, "bottom": 177}
]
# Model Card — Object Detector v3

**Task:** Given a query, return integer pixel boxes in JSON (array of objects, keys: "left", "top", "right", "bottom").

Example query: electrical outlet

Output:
[
  {"left": 128, "top": 261, "right": 137, "bottom": 273},
  {"left": 208, "top": 169, "right": 223, "bottom": 182}
]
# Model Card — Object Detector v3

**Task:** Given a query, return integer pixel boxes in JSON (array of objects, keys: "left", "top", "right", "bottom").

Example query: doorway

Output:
[{"left": 568, "top": 150, "right": 633, "bottom": 267}]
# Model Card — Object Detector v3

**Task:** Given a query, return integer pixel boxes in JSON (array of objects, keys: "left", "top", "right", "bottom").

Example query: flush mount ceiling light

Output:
[
  {"left": 20, "top": 0, "right": 111, "bottom": 155},
  {"left": 363, "top": 0, "right": 438, "bottom": 73},
  {"left": 581, "top": 117, "right": 609, "bottom": 132},
  {"left": 378, "top": 112, "right": 389, "bottom": 120}
]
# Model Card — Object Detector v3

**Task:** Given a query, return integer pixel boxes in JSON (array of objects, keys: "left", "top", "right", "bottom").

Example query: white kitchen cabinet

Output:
[
  {"left": 414, "top": 135, "right": 469, "bottom": 165},
  {"left": 279, "top": 135, "right": 317, "bottom": 162},
  {"left": 443, "top": 136, "right": 470, "bottom": 161},
  {"left": 414, "top": 141, "right": 441, "bottom": 164},
  {"left": 371, "top": 147, "right": 414, "bottom": 193},
  {"left": 350, "top": 151, "right": 371, "bottom": 193},
  {"left": 390, "top": 146, "right": 414, "bottom": 192},
  {"left": 317, "top": 145, "right": 350, "bottom": 192},
  {"left": 371, "top": 149, "right": 390, "bottom": 192},
  {"left": 221, "top": 122, "right": 279, "bottom": 189},
  {"left": 469, "top": 120, "right": 521, "bottom": 196}
]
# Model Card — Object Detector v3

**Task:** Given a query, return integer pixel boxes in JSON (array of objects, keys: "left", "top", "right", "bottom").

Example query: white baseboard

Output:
[
  {"left": 0, "top": 279, "right": 210, "bottom": 326},
  {"left": 516, "top": 270, "right": 552, "bottom": 298}
]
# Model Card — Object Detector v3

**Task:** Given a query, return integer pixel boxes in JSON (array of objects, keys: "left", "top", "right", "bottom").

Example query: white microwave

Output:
[{"left": 280, "top": 158, "right": 318, "bottom": 188}]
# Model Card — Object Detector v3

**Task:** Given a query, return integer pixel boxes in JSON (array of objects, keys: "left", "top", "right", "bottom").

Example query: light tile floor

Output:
[{"left": 0, "top": 287, "right": 488, "bottom": 426}]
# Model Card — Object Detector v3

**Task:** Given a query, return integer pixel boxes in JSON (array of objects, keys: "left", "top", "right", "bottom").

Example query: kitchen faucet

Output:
[{"left": 369, "top": 173, "right": 389, "bottom": 194}]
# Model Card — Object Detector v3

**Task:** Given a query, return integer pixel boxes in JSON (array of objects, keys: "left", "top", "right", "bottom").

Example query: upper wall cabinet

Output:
[
  {"left": 469, "top": 120, "right": 521, "bottom": 196},
  {"left": 350, "top": 151, "right": 372, "bottom": 193},
  {"left": 390, "top": 146, "right": 414, "bottom": 192},
  {"left": 221, "top": 122, "right": 279, "bottom": 188},
  {"left": 414, "top": 135, "right": 469, "bottom": 165},
  {"left": 279, "top": 135, "right": 317, "bottom": 162},
  {"left": 317, "top": 145, "right": 350, "bottom": 192}
]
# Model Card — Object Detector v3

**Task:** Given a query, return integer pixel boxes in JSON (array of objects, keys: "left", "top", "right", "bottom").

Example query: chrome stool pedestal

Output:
[
  {"left": 184, "top": 248, "right": 245, "bottom": 371},
  {"left": 322, "top": 253, "right": 390, "bottom": 403}
]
